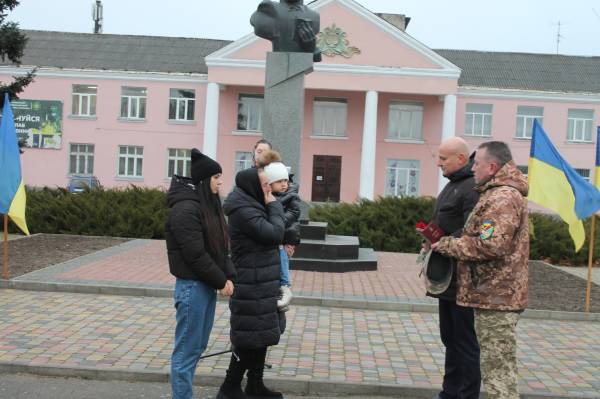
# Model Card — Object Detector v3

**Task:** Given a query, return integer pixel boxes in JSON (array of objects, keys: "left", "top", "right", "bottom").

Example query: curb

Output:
[
  {"left": 1, "top": 279, "right": 599, "bottom": 322},
  {"left": 0, "top": 362, "right": 597, "bottom": 399}
]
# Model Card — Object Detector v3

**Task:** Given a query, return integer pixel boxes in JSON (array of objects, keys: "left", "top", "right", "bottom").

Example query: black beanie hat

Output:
[{"left": 191, "top": 148, "right": 222, "bottom": 185}]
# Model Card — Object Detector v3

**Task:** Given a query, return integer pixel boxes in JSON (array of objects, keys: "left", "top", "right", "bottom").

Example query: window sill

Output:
[
  {"left": 462, "top": 134, "right": 492, "bottom": 139},
  {"left": 232, "top": 130, "right": 263, "bottom": 137},
  {"left": 513, "top": 136, "right": 532, "bottom": 141},
  {"left": 118, "top": 117, "right": 147, "bottom": 123},
  {"left": 565, "top": 140, "right": 594, "bottom": 145},
  {"left": 167, "top": 120, "right": 196, "bottom": 125},
  {"left": 69, "top": 115, "right": 97, "bottom": 121},
  {"left": 310, "top": 135, "right": 348, "bottom": 140},
  {"left": 384, "top": 138, "right": 425, "bottom": 144},
  {"left": 115, "top": 176, "right": 144, "bottom": 182}
]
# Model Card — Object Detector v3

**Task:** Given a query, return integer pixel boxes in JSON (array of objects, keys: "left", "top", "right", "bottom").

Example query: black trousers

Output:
[{"left": 438, "top": 299, "right": 481, "bottom": 399}]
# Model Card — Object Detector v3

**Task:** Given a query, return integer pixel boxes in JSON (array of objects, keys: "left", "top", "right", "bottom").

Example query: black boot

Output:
[
  {"left": 244, "top": 348, "right": 283, "bottom": 399},
  {"left": 216, "top": 353, "right": 249, "bottom": 399}
]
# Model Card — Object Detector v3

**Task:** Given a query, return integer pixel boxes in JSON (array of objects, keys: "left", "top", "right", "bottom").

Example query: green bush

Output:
[
  {"left": 310, "top": 197, "right": 599, "bottom": 265},
  {"left": 11, "top": 186, "right": 169, "bottom": 239}
]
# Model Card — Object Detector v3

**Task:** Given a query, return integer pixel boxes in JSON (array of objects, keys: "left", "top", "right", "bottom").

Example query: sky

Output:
[{"left": 8, "top": 0, "right": 600, "bottom": 56}]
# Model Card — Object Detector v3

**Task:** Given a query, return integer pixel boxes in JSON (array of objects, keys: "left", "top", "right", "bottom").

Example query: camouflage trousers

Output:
[{"left": 474, "top": 309, "right": 520, "bottom": 399}]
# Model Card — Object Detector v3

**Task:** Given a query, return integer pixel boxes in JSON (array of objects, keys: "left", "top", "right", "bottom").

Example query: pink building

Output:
[{"left": 1, "top": 0, "right": 598, "bottom": 202}]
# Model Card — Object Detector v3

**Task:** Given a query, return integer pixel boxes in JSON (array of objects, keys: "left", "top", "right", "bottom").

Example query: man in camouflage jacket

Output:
[{"left": 432, "top": 141, "right": 529, "bottom": 399}]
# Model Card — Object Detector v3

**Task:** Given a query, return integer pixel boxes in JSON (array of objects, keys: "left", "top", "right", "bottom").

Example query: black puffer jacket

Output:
[
  {"left": 275, "top": 182, "right": 301, "bottom": 245},
  {"left": 428, "top": 157, "right": 479, "bottom": 301},
  {"left": 223, "top": 182, "right": 286, "bottom": 349},
  {"left": 165, "top": 176, "right": 235, "bottom": 289}
]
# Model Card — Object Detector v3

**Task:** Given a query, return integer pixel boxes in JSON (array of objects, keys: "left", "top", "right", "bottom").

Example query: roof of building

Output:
[
  {"left": 435, "top": 49, "right": 600, "bottom": 94},
  {"left": 4, "top": 30, "right": 232, "bottom": 74},
  {"left": 3, "top": 30, "right": 600, "bottom": 94}
]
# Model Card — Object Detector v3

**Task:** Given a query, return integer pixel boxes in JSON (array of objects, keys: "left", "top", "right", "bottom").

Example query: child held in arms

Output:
[{"left": 259, "top": 150, "right": 301, "bottom": 311}]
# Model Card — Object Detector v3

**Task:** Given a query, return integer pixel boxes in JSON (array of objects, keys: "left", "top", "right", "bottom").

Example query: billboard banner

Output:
[{"left": 11, "top": 100, "right": 63, "bottom": 149}]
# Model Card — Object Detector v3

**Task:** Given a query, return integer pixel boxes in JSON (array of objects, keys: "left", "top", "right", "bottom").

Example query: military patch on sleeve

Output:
[{"left": 480, "top": 221, "right": 495, "bottom": 240}]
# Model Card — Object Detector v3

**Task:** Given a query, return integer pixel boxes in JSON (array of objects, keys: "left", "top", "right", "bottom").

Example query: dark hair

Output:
[
  {"left": 196, "top": 176, "right": 229, "bottom": 260},
  {"left": 253, "top": 139, "right": 272, "bottom": 151},
  {"left": 478, "top": 141, "right": 513, "bottom": 167}
]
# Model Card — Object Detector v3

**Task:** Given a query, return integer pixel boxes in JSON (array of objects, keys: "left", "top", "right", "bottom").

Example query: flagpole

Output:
[
  {"left": 2, "top": 214, "right": 8, "bottom": 280},
  {"left": 585, "top": 215, "right": 596, "bottom": 313}
]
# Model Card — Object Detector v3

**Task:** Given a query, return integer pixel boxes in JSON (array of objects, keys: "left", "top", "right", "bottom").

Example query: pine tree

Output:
[{"left": 0, "top": 0, "right": 35, "bottom": 107}]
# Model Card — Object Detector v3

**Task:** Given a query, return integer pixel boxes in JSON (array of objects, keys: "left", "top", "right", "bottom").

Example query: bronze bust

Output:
[{"left": 251, "top": 0, "right": 321, "bottom": 62}]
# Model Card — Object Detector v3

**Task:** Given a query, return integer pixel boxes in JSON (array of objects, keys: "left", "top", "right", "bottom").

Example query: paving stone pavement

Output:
[{"left": 0, "top": 289, "right": 599, "bottom": 397}]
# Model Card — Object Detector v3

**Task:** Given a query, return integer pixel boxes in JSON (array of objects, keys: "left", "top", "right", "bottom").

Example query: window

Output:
[
  {"left": 121, "top": 87, "right": 147, "bottom": 119},
  {"left": 388, "top": 102, "right": 423, "bottom": 140},
  {"left": 516, "top": 106, "right": 543, "bottom": 139},
  {"left": 385, "top": 159, "right": 420, "bottom": 197},
  {"left": 517, "top": 165, "right": 528, "bottom": 178},
  {"left": 169, "top": 89, "right": 195, "bottom": 121},
  {"left": 72, "top": 85, "right": 97, "bottom": 117},
  {"left": 237, "top": 94, "right": 264, "bottom": 131},
  {"left": 167, "top": 149, "right": 191, "bottom": 178},
  {"left": 575, "top": 168, "right": 591, "bottom": 183},
  {"left": 118, "top": 146, "right": 144, "bottom": 178},
  {"left": 313, "top": 98, "right": 347, "bottom": 137},
  {"left": 465, "top": 103, "right": 492, "bottom": 137},
  {"left": 69, "top": 144, "right": 94, "bottom": 175},
  {"left": 567, "top": 109, "right": 594, "bottom": 142},
  {"left": 235, "top": 151, "right": 254, "bottom": 172}
]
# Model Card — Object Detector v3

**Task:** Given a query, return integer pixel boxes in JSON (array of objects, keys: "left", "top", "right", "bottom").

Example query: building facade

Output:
[{"left": 1, "top": 0, "right": 599, "bottom": 202}]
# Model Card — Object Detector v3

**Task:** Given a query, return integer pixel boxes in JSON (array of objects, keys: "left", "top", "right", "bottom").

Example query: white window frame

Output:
[
  {"left": 237, "top": 94, "right": 264, "bottom": 132},
  {"left": 235, "top": 151, "right": 254, "bottom": 172},
  {"left": 167, "top": 148, "right": 191, "bottom": 178},
  {"left": 575, "top": 168, "right": 591, "bottom": 183},
  {"left": 72, "top": 85, "right": 97, "bottom": 117},
  {"left": 516, "top": 106, "right": 543, "bottom": 139},
  {"left": 567, "top": 109, "right": 594, "bottom": 142},
  {"left": 465, "top": 104, "right": 493, "bottom": 137},
  {"left": 385, "top": 159, "right": 420, "bottom": 197},
  {"left": 169, "top": 89, "right": 196, "bottom": 121},
  {"left": 118, "top": 145, "right": 144, "bottom": 178},
  {"left": 312, "top": 97, "right": 347, "bottom": 137},
  {"left": 121, "top": 87, "right": 147, "bottom": 120},
  {"left": 69, "top": 143, "right": 94, "bottom": 175},
  {"left": 388, "top": 102, "right": 424, "bottom": 141}
]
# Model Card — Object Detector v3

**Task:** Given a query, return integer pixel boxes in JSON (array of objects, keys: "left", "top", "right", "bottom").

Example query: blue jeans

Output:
[
  {"left": 279, "top": 246, "right": 291, "bottom": 287},
  {"left": 171, "top": 278, "right": 217, "bottom": 399}
]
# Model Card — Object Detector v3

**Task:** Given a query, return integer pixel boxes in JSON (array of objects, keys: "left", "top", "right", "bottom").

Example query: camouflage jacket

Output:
[{"left": 435, "top": 161, "right": 529, "bottom": 311}]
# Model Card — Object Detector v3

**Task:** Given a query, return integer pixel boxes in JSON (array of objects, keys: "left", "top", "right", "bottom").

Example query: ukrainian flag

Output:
[
  {"left": 596, "top": 126, "right": 600, "bottom": 190},
  {"left": 0, "top": 93, "right": 30, "bottom": 235},
  {"left": 528, "top": 120, "right": 600, "bottom": 251}
]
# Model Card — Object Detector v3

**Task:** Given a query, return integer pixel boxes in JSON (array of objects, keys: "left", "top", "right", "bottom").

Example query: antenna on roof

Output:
[
  {"left": 92, "top": 0, "right": 103, "bottom": 34},
  {"left": 555, "top": 21, "right": 563, "bottom": 55}
]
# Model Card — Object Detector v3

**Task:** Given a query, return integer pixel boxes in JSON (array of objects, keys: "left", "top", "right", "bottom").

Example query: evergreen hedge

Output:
[
  {"left": 309, "top": 196, "right": 599, "bottom": 266},
  {"left": 10, "top": 188, "right": 599, "bottom": 265}
]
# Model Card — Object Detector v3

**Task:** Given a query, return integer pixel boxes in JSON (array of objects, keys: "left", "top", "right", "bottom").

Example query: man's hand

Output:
[
  {"left": 284, "top": 244, "right": 295, "bottom": 257},
  {"left": 430, "top": 241, "right": 440, "bottom": 251},
  {"left": 420, "top": 240, "right": 431, "bottom": 253},
  {"left": 296, "top": 20, "right": 316, "bottom": 43},
  {"left": 220, "top": 280, "right": 234, "bottom": 297}
]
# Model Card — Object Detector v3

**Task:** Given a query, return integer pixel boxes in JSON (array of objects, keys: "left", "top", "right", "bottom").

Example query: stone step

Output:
[
  {"left": 294, "top": 235, "right": 359, "bottom": 260},
  {"left": 299, "top": 221, "right": 328, "bottom": 240},
  {"left": 290, "top": 248, "right": 378, "bottom": 272}
]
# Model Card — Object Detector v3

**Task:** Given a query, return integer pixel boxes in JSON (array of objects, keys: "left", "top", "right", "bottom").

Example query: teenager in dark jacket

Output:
[
  {"left": 165, "top": 149, "right": 235, "bottom": 399},
  {"left": 217, "top": 167, "right": 286, "bottom": 399},
  {"left": 427, "top": 137, "right": 481, "bottom": 399}
]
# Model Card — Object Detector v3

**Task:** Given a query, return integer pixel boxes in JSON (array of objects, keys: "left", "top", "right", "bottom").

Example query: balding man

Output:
[{"left": 429, "top": 137, "right": 481, "bottom": 399}]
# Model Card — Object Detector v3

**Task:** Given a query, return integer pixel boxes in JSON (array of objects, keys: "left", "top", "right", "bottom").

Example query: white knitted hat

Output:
[{"left": 263, "top": 162, "right": 289, "bottom": 184}]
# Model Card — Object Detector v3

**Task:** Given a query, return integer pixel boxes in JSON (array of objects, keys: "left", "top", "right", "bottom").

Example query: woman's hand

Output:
[
  {"left": 220, "top": 280, "right": 234, "bottom": 297},
  {"left": 264, "top": 186, "right": 276, "bottom": 204},
  {"left": 284, "top": 244, "right": 295, "bottom": 257}
]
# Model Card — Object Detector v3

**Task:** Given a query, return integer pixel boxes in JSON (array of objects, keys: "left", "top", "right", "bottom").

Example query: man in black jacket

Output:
[{"left": 428, "top": 137, "right": 481, "bottom": 399}]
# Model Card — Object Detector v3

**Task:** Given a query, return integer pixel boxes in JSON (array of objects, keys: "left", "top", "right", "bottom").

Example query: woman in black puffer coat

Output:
[{"left": 217, "top": 167, "right": 286, "bottom": 399}]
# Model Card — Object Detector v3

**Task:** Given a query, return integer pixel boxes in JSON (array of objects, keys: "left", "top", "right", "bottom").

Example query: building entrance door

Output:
[{"left": 311, "top": 155, "right": 342, "bottom": 202}]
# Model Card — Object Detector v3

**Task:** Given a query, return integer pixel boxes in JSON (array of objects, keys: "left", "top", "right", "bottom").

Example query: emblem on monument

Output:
[{"left": 317, "top": 24, "right": 361, "bottom": 58}]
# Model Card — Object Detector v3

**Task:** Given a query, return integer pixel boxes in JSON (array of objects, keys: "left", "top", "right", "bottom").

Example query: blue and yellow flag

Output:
[
  {"left": 596, "top": 126, "right": 600, "bottom": 190},
  {"left": 528, "top": 120, "right": 600, "bottom": 251},
  {"left": 0, "top": 93, "right": 30, "bottom": 235}
]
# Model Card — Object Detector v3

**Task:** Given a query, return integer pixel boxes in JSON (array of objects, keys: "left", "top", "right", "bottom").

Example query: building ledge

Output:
[
  {"left": 310, "top": 135, "right": 348, "bottom": 140},
  {"left": 231, "top": 130, "right": 262, "bottom": 137},
  {"left": 384, "top": 138, "right": 425, "bottom": 144}
]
